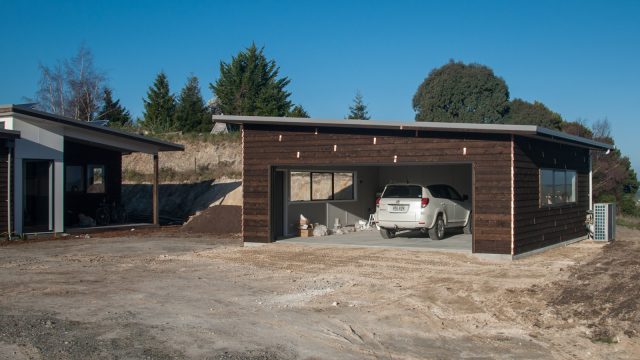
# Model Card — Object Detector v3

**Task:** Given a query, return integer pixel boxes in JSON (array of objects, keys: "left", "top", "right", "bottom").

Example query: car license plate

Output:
[{"left": 389, "top": 205, "right": 408, "bottom": 213}]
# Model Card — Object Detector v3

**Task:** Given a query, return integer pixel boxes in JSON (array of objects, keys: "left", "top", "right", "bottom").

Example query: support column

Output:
[{"left": 152, "top": 153, "right": 159, "bottom": 225}]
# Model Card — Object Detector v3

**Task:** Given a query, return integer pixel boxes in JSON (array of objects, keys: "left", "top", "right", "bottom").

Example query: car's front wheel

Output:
[
  {"left": 428, "top": 215, "right": 445, "bottom": 240},
  {"left": 380, "top": 228, "right": 395, "bottom": 239}
]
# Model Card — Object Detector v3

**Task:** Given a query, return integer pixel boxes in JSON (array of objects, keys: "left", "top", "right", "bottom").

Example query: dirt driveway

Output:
[{"left": 0, "top": 229, "right": 638, "bottom": 359}]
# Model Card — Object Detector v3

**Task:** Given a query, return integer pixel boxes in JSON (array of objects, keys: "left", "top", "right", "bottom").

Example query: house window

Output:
[
  {"left": 312, "top": 172, "right": 333, "bottom": 200},
  {"left": 540, "top": 169, "right": 577, "bottom": 206},
  {"left": 289, "top": 171, "right": 355, "bottom": 202},
  {"left": 65, "top": 165, "right": 85, "bottom": 192},
  {"left": 333, "top": 172, "right": 354, "bottom": 200},
  {"left": 87, "top": 165, "right": 106, "bottom": 193},
  {"left": 290, "top": 171, "right": 311, "bottom": 201}
]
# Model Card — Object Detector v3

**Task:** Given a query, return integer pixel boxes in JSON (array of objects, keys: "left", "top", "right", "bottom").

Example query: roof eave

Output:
[
  {"left": 1, "top": 104, "right": 184, "bottom": 152},
  {"left": 212, "top": 115, "right": 611, "bottom": 151}
]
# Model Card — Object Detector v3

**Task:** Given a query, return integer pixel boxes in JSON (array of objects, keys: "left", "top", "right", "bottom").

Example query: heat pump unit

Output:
[{"left": 593, "top": 203, "right": 616, "bottom": 241}]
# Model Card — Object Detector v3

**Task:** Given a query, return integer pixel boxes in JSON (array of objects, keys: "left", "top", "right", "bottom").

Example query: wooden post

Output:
[{"left": 152, "top": 153, "right": 159, "bottom": 225}]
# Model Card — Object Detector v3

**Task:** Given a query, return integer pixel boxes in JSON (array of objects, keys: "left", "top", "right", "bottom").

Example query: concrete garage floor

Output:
[{"left": 279, "top": 229, "right": 472, "bottom": 253}]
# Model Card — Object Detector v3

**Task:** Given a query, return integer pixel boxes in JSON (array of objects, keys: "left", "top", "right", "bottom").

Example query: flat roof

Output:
[
  {"left": 0, "top": 104, "right": 183, "bottom": 152},
  {"left": 0, "top": 128, "right": 20, "bottom": 139},
  {"left": 212, "top": 114, "right": 613, "bottom": 151}
]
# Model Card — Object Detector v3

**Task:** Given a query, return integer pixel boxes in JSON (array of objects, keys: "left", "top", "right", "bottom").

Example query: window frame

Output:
[
  {"left": 539, "top": 168, "right": 577, "bottom": 208},
  {"left": 86, "top": 164, "right": 106, "bottom": 194},
  {"left": 288, "top": 170, "right": 356, "bottom": 203}
]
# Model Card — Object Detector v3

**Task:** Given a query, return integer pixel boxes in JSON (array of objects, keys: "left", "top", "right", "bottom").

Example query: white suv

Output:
[{"left": 376, "top": 184, "right": 471, "bottom": 240}]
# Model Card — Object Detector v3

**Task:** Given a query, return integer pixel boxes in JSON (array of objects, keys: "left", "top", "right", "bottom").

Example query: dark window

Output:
[
  {"left": 427, "top": 185, "right": 447, "bottom": 199},
  {"left": 65, "top": 165, "right": 84, "bottom": 192},
  {"left": 382, "top": 185, "right": 422, "bottom": 198},
  {"left": 445, "top": 186, "right": 463, "bottom": 201}
]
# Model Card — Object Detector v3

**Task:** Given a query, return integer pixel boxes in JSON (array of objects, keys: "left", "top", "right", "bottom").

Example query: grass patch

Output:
[
  {"left": 617, "top": 215, "right": 640, "bottom": 231},
  {"left": 591, "top": 335, "right": 619, "bottom": 344}
]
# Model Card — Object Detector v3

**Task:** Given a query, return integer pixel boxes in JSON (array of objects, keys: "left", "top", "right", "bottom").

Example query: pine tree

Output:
[
  {"left": 210, "top": 44, "right": 292, "bottom": 116},
  {"left": 286, "top": 105, "right": 310, "bottom": 118},
  {"left": 347, "top": 91, "right": 370, "bottom": 120},
  {"left": 98, "top": 88, "right": 131, "bottom": 126},
  {"left": 141, "top": 71, "right": 176, "bottom": 133},
  {"left": 175, "top": 76, "right": 210, "bottom": 132}
]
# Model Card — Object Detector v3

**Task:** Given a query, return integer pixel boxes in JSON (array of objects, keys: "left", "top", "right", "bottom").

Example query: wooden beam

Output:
[{"left": 152, "top": 153, "right": 159, "bottom": 225}]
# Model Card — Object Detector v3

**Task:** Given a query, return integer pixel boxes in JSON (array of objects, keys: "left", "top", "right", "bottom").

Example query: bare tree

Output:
[
  {"left": 34, "top": 62, "right": 67, "bottom": 116},
  {"left": 592, "top": 118, "right": 612, "bottom": 142},
  {"left": 33, "top": 45, "right": 106, "bottom": 120}
]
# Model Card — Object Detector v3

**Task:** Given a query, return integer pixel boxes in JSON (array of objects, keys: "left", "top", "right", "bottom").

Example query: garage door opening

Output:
[{"left": 270, "top": 163, "right": 473, "bottom": 251}]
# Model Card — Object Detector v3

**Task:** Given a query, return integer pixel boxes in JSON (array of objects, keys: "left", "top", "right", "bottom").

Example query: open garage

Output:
[
  {"left": 214, "top": 115, "right": 611, "bottom": 257},
  {"left": 271, "top": 163, "right": 472, "bottom": 250}
]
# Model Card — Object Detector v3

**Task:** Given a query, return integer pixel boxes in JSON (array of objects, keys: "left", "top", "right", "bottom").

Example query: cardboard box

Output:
[{"left": 299, "top": 228, "right": 313, "bottom": 237}]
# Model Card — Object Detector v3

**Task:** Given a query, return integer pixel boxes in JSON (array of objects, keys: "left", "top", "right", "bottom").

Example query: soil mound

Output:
[
  {"left": 548, "top": 227, "right": 640, "bottom": 340},
  {"left": 181, "top": 205, "right": 241, "bottom": 234}
]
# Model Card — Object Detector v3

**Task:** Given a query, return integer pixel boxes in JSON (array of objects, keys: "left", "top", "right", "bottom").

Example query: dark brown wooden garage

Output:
[{"left": 214, "top": 115, "right": 611, "bottom": 257}]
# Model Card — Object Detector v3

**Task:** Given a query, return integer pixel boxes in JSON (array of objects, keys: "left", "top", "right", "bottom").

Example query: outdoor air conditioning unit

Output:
[{"left": 593, "top": 203, "right": 616, "bottom": 241}]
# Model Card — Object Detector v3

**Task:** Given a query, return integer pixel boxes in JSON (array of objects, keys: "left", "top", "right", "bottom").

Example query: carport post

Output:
[{"left": 152, "top": 153, "right": 159, "bottom": 225}]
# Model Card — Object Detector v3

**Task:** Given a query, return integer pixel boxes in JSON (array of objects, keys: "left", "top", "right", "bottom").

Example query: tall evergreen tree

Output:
[
  {"left": 347, "top": 91, "right": 370, "bottom": 120},
  {"left": 286, "top": 104, "right": 310, "bottom": 118},
  {"left": 141, "top": 71, "right": 176, "bottom": 133},
  {"left": 98, "top": 88, "right": 131, "bottom": 126},
  {"left": 210, "top": 44, "right": 292, "bottom": 116},
  {"left": 175, "top": 76, "right": 210, "bottom": 132},
  {"left": 413, "top": 60, "right": 509, "bottom": 123}
]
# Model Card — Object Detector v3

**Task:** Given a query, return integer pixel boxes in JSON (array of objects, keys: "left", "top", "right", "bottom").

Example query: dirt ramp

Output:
[{"left": 181, "top": 205, "right": 241, "bottom": 234}]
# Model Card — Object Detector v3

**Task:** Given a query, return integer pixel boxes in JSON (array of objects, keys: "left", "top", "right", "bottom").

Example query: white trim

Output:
[
  {"left": 589, "top": 152, "right": 593, "bottom": 210},
  {"left": 241, "top": 126, "right": 245, "bottom": 240},
  {"left": 510, "top": 135, "right": 515, "bottom": 256}
]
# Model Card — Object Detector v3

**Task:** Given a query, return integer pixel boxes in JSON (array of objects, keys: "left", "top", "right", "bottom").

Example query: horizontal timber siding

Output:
[
  {"left": 243, "top": 124, "right": 513, "bottom": 254},
  {"left": 513, "top": 136, "right": 590, "bottom": 254}
]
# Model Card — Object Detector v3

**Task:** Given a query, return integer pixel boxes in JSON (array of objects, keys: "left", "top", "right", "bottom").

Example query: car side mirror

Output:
[{"left": 462, "top": 194, "right": 469, "bottom": 201}]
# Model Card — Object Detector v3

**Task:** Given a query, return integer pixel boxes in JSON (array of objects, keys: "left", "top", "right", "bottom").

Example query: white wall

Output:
[{"left": 5, "top": 115, "right": 64, "bottom": 233}]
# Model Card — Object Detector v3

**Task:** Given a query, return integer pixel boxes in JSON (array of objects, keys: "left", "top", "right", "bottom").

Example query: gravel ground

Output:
[{"left": 0, "top": 229, "right": 638, "bottom": 359}]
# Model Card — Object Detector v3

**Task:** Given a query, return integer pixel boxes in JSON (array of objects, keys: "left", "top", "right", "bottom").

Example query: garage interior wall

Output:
[{"left": 282, "top": 164, "right": 472, "bottom": 236}]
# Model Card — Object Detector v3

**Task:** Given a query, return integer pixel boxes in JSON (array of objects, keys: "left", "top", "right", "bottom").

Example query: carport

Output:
[{"left": 214, "top": 114, "right": 612, "bottom": 257}]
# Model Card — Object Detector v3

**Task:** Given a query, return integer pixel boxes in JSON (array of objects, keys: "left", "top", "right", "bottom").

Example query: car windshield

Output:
[{"left": 382, "top": 185, "right": 422, "bottom": 198}]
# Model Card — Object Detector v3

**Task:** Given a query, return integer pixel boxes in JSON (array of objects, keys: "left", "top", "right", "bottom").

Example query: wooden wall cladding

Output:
[
  {"left": 243, "top": 124, "right": 513, "bottom": 254},
  {"left": 513, "top": 136, "right": 590, "bottom": 254}
]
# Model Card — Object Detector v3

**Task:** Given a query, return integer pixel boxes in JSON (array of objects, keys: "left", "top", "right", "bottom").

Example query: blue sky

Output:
[{"left": 1, "top": 0, "right": 638, "bottom": 172}]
